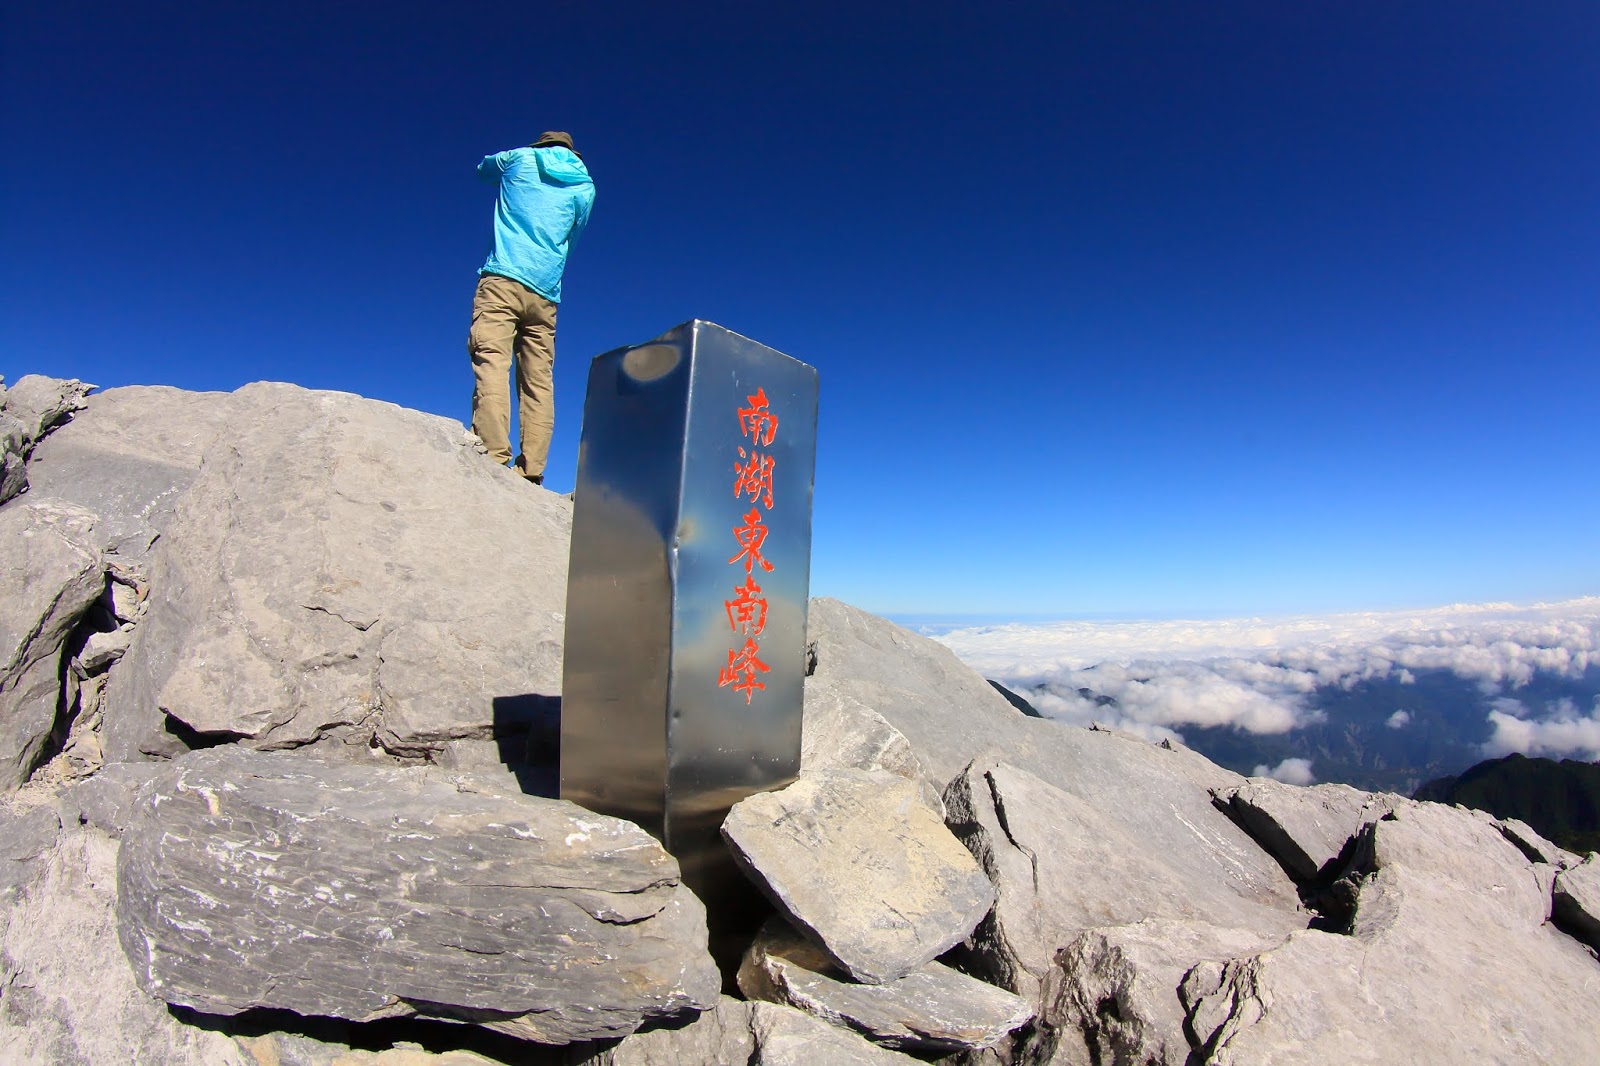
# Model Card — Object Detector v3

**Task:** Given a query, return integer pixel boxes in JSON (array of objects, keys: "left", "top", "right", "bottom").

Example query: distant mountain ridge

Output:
[{"left": 1416, "top": 753, "right": 1600, "bottom": 855}]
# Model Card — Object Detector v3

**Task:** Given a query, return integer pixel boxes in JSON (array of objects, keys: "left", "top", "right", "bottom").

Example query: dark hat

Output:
[{"left": 531, "top": 131, "right": 577, "bottom": 152}]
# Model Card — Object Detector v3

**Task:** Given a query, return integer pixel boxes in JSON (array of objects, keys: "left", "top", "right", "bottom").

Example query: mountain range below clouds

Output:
[{"left": 934, "top": 600, "right": 1600, "bottom": 796}]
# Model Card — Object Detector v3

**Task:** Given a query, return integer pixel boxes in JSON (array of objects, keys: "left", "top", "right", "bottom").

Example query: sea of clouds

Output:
[{"left": 934, "top": 598, "right": 1600, "bottom": 773}]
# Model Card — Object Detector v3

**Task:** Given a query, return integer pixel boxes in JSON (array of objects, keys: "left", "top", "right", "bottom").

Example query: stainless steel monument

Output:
[{"left": 561, "top": 320, "right": 818, "bottom": 909}]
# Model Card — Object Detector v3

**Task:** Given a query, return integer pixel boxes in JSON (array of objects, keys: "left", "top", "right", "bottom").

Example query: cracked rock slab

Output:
[
  {"left": 942, "top": 758, "right": 1302, "bottom": 1006},
  {"left": 738, "top": 918, "right": 1032, "bottom": 1052},
  {"left": 1040, "top": 919, "right": 1283, "bottom": 1066},
  {"left": 0, "top": 499, "right": 105, "bottom": 790},
  {"left": 116, "top": 746, "right": 719, "bottom": 1044},
  {"left": 722, "top": 769, "right": 995, "bottom": 984},
  {"left": 1181, "top": 801, "right": 1600, "bottom": 1064},
  {"left": 1552, "top": 853, "right": 1600, "bottom": 951},
  {"left": 1217, "top": 778, "right": 1397, "bottom": 882}
]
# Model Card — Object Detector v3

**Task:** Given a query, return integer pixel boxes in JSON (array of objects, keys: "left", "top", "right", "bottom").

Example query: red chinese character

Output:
[
  {"left": 718, "top": 638, "right": 771, "bottom": 703},
  {"left": 725, "top": 576, "right": 769, "bottom": 635},
  {"left": 734, "top": 448, "right": 776, "bottom": 508},
  {"left": 738, "top": 387, "right": 779, "bottom": 447},
  {"left": 729, "top": 508, "right": 776, "bottom": 573}
]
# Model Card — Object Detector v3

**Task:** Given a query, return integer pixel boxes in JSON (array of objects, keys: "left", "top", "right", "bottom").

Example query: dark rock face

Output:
[{"left": 116, "top": 747, "right": 719, "bottom": 1043}]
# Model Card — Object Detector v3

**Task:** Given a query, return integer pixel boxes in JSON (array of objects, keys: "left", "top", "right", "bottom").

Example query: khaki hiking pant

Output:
[{"left": 468, "top": 273, "right": 558, "bottom": 481}]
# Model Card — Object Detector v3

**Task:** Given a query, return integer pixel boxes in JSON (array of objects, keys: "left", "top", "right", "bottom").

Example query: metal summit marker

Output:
[{"left": 560, "top": 320, "right": 818, "bottom": 909}]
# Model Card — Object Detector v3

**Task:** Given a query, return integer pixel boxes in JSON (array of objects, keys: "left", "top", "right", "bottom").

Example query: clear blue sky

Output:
[{"left": 4, "top": 2, "right": 1597, "bottom": 618}]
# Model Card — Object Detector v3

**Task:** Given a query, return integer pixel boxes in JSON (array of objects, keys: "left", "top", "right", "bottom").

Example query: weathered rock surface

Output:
[
  {"left": 584, "top": 997, "right": 924, "bottom": 1065},
  {"left": 723, "top": 768, "right": 995, "bottom": 983},
  {"left": 97, "top": 382, "right": 571, "bottom": 768},
  {"left": 1552, "top": 852, "right": 1600, "bottom": 951},
  {"left": 805, "top": 598, "right": 1028, "bottom": 788},
  {"left": 21, "top": 384, "right": 244, "bottom": 560},
  {"left": 0, "top": 801, "right": 250, "bottom": 1064},
  {"left": 0, "top": 374, "right": 92, "bottom": 507},
  {"left": 746, "top": 1000, "right": 925, "bottom": 1065},
  {"left": 1216, "top": 778, "right": 1396, "bottom": 882},
  {"left": 1498, "top": 816, "right": 1581, "bottom": 868},
  {"left": 738, "top": 918, "right": 1032, "bottom": 1051},
  {"left": 802, "top": 688, "right": 926, "bottom": 783},
  {"left": 943, "top": 756, "right": 1302, "bottom": 1005},
  {"left": 117, "top": 746, "right": 719, "bottom": 1044},
  {"left": 1040, "top": 919, "right": 1270, "bottom": 1066},
  {"left": 0, "top": 498, "right": 106, "bottom": 790},
  {"left": 1181, "top": 801, "right": 1600, "bottom": 1063}
]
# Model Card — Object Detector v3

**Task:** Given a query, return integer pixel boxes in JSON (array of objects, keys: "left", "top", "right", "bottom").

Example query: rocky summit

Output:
[{"left": 1, "top": 374, "right": 1598, "bottom": 1065}]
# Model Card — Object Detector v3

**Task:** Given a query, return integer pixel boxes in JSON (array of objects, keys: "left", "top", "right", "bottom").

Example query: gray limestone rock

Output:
[
  {"left": 0, "top": 374, "right": 93, "bottom": 444},
  {"left": 943, "top": 757, "right": 1302, "bottom": 1006},
  {"left": 1040, "top": 919, "right": 1274, "bottom": 1066},
  {"left": 747, "top": 1001, "right": 925, "bottom": 1066},
  {"left": 116, "top": 746, "right": 719, "bottom": 1044},
  {"left": 1217, "top": 778, "right": 1397, "bottom": 882},
  {"left": 0, "top": 806, "right": 249, "bottom": 1064},
  {"left": 578, "top": 998, "right": 926, "bottom": 1066},
  {"left": 0, "top": 374, "right": 93, "bottom": 507},
  {"left": 20, "top": 383, "right": 243, "bottom": 562},
  {"left": 723, "top": 768, "right": 995, "bottom": 984},
  {"left": 1498, "top": 816, "right": 1582, "bottom": 869},
  {"left": 55, "top": 759, "right": 167, "bottom": 835},
  {"left": 805, "top": 598, "right": 1027, "bottom": 788},
  {"left": 738, "top": 918, "right": 1032, "bottom": 1052},
  {"left": 0, "top": 498, "right": 105, "bottom": 790},
  {"left": 0, "top": 415, "right": 24, "bottom": 506},
  {"left": 589, "top": 997, "right": 759, "bottom": 1066},
  {"left": 1181, "top": 801, "right": 1600, "bottom": 1064},
  {"left": 802, "top": 688, "right": 943, "bottom": 813},
  {"left": 0, "top": 802, "right": 62, "bottom": 903},
  {"left": 100, "top": 382, "right": 571, "bottom": 767},
  {"left": 1552, "top": 852, "right": 1600, "bottom": 951}
]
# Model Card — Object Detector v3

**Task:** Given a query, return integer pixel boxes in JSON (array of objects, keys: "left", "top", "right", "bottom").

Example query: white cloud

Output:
[
  {"left": 1253, "top": 757, "right": 1316, "bottom": 785},
  {"left": 936, "top": 597, "right": 1600, "bottom": 746},
  {"left": 1386, "top": 709, "right": 1412, "bottom": 729},
  {"left": 1483, "top": 697, "right": 1600, "bottom": 761}
]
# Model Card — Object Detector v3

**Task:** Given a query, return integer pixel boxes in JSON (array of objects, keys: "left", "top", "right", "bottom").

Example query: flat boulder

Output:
[
  {"left": 738, "top": 918, "right": 1032, "bottom": 1052},
  {"left": 722, "top": 768, "right": 994, "bottom": 984},
  {"left": 100, "top": 382, "right": 571, "bottom": 768},
  {"left": 116, "top": 746, "right": 719, "bottom": 1044}
]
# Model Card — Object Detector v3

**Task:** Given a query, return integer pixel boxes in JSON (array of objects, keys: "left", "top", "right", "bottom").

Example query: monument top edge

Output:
[{"left": 598, "top": 320, "right": 817, "bottom": 375}]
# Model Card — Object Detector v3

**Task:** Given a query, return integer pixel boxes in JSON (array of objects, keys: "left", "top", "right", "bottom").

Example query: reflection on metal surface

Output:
[{"left": 561, "top": 321, "right": 819, "bottom": 912}]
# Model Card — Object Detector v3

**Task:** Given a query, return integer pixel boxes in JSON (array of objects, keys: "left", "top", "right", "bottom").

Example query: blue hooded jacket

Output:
[{"left": 478, "top": 146, "right": 595, "bottom": 303}]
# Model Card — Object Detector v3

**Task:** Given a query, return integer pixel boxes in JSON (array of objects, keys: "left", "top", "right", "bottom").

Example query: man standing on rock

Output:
[{"left": 468, "top": 131, "right": 595, "bottom": 486}]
